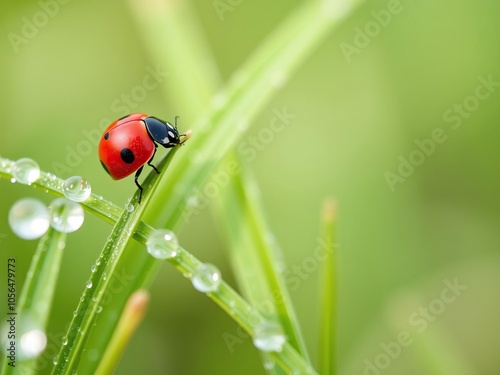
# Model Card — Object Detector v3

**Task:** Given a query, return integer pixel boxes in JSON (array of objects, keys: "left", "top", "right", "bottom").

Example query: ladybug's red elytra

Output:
[{"left": 99, "top": 113, "right": 185, "bottom": 202}]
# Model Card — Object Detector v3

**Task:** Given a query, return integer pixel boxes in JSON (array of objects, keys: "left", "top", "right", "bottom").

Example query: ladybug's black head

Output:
[{"left": 143, "top": 117, "right": 180, "bottom": 149}]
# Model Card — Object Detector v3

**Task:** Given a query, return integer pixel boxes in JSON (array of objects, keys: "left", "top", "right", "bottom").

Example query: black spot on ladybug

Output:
[
  {"left": 120, "top": 148, "right": 135, "bottom": 164},
  {"left": 100, "top": 160, "right": 110, "bottom": 175},
  {"left": 104, "top": 132, "right": 109, "bottom": 140}
]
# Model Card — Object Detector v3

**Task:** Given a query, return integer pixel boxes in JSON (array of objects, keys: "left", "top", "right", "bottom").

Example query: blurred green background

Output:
[{"left": 1, "top": 0, "right": 500, "bottom": 374}]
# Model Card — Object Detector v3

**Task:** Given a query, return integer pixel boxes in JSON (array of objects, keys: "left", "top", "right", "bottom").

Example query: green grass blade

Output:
[
  {"left": 216, "top": 156, "right": 311, "bottom": 363},
  {"left": 1, "top": 227, "right": 66, "bottom": 375},
  {"left": 318, "top": 199, "right": 337, "bottom": 375},
  {"left": 156, "top": 243, "right": 317, "bottom": 374},
  {"left": 51, "top": 145, "right": 182, "bottom": 375},
  {"left": 95, "top": 290, "right": 150, "bottom": 375}
]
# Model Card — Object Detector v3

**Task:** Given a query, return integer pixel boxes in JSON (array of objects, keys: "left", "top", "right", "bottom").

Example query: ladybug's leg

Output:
[
  {"left": 134, "top": 166, "right": 144, "bottom": 203},
  {"left": 147, "top": 144, "right": 160, "bottom": 174}
]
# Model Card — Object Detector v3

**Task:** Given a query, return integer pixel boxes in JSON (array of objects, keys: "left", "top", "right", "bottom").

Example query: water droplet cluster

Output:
[{"left": 9, "top": 196, "right": 85, "bottom": 239}]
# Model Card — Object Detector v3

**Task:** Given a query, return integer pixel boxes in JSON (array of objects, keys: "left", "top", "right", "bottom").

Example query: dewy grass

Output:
[
  {"left": 51, "top": 144, "right": 183, "bottom": 374},
  {"left": 0, "top": 156, "right": 317, "bottom": 374}
]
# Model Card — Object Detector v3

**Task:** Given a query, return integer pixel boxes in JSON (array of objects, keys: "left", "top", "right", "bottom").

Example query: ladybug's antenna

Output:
[{"left": 174, "top": 116, "right": 180, "bottom": 129}]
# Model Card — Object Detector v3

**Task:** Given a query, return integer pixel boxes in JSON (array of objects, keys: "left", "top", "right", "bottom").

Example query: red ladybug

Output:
[{"left": 99, "top": 113, "right": 184, "bottom": 202}]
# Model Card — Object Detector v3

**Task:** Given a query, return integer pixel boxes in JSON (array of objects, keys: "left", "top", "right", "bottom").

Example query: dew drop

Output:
[
  {"left": 63, "top": 176, "right": 91, "bottom": 202},
  {"left": 53, "top": 357, "right": 58, "bottom": 365},
  {"left": 86, "top": 280, "right": 92, "bottom": 289},
  {"left": 62, "top": 336, "right": 68, "bottom": 346},
  {"left": 125, "top": 203, "right": 135, "bottom": 212},
  {"left": 146, "top": 229, "right": 179, "bottom": 259},
  {"left": 73, "top": 311, "right": 78, "bottom": 317},
  {"left": 12, "top": 158, "right": 40, "bottom": 184},
  {"left": 96, "top": 305, "right": 102, "bottom": 314},
  {"left": 191, "top": 263, "right": 221, "bottom": 293},
  {"left": 49, "top": 198, "right": 84, "bottom": 233},
  {"left": 253, "top": 321, "right": 286, "bottom": 352},
  {"left": 91, "top": 265, "right": 96, "bottom": 273},
  {"left": 8, "top": 198, "right": 50, "bottom": 240},
  {"left": 20, "top": 329, "right": 47, "bottom": 358}
]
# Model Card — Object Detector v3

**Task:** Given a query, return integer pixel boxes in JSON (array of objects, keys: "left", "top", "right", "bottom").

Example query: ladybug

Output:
[{"left": 99, "top": 113, "right": 185, "bottom": 202}]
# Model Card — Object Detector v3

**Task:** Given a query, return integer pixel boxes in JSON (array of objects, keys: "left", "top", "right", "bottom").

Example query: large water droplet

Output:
[
  {"left": 63, "top": 176, "right": 91, "bottom": 202},
  {"left": 146, "top": 229, "right": 179, "bottom": 259},
  {"left": 8, "top": 198, "right": 50, "bottom": 240},
  {"left": 12, "top": 158, "right": 40, "bottom": 184},
  {"left": 49, "top": 198, "right": 84, "bottom": 233},
  {"left": 253, "top": 321, "right": 286, "bottom": 352},
  {"left": 86, "top": 280, "right": 92, "bottom": 289},
  {"left": 192, "top": 263, "right": 221, "bottom": 293},
  {"left": 20, "top": 329, "right": 47, "bottom": 359},
  {"left": 62, "top": 336, "right": 68, "bottom": 346}
]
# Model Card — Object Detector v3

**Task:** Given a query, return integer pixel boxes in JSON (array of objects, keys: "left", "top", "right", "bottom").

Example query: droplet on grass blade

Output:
[
  {"left": 9, "top": 198, "right": 50, "bottom": 240},
  {"left": 253, "top": 321, "right": 286, "bottom": 352},
  {"left": 192, "top": 263, "right": 221, "bottom": 293},
  {"left": 63, "top": 176, "right": 91, "bottom": 202},
  {"left": 146, "top": 229, "right": 179, "bottom": 259},
  {"left": 49, "top": 198, "right": 84, "bottom": 233},
  {"left": 20, "top": 328, "right": 47, "bottom": 359},
  {"left": 12, "top": 158, "right": 40, "bottom": 184}
]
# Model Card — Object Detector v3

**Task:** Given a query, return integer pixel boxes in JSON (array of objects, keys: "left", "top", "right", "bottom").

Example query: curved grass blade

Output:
[
  {"left": 215, "top": 156, "right": 310, "bottom": 362},
  {"left": 51, "top": 144, "right": 183, "bottom": 375},
  {"left": 1, "top": 227, "right": 66, "bottom": 375}
]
